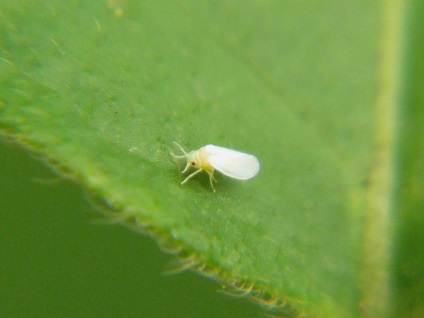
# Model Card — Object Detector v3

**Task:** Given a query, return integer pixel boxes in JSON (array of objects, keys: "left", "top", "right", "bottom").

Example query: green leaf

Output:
[
  {"left": 391, "top": 1, "right": 424, "bottom": 317},
  {"left": 0, "top": 140, "right": 263, "bottom": 318},
  {"left": 1, "top": 1, "right": 422, "bottom": 317}
]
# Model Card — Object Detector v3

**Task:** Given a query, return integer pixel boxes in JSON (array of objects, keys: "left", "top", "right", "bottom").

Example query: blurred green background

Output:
[{"left": 0, "top": 139, "right": 262, "bottom": 318}]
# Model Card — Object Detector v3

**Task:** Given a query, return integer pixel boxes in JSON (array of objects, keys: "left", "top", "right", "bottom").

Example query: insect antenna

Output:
[{"left": 170, "top": 141, "right": 188, "bottom": 159}]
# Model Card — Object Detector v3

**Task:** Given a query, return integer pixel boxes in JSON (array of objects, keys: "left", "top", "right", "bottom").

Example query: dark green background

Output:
[{"left": 0, "top": 139, "right": 261, "bottom": 318}]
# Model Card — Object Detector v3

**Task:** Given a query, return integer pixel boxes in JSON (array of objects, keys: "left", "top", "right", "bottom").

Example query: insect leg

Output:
[
  {"left": 210, "top": 171, "right": 217, "bottom": 183},
  {"left": 206, "top": 171, "right": 217, "bottom": 192},
  {"left": 181, "top": 162, "right": 191, "bottom": 173},
  {"left": 181, "top": 168, "right": 203, "bottom": 185}
]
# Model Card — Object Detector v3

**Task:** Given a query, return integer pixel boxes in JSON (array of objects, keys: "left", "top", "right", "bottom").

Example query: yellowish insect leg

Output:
[
  {"left": 181, "top": 168, "right": 203, "bottom": 185},
  {"left": 206, "top": 171, "right": 217, "bottom": 192}
]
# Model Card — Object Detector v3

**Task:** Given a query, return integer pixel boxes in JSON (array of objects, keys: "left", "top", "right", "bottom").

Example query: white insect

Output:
[{"left": 171, "top": 142, "right": 260, "bottom": 191}]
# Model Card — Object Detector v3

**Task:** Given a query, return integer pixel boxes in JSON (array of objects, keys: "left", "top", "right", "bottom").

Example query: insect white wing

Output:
[{"left": 203, "top": 145, "right": 260, "bottom": 180}]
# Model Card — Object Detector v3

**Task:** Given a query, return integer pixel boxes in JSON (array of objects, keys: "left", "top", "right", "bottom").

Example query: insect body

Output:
[{"left": 171, "top": 142, "right": 260, "bottom": 191}]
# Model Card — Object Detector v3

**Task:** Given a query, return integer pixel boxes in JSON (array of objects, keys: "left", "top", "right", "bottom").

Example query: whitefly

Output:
[{"left": 171, "top": 142, "right": 260, "bottom": 191}]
